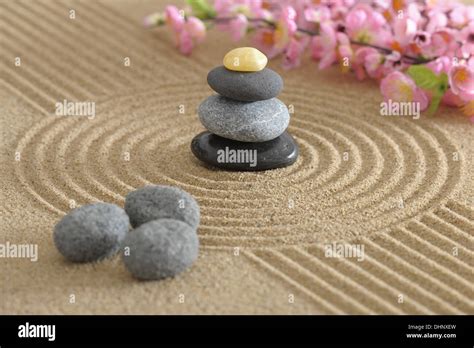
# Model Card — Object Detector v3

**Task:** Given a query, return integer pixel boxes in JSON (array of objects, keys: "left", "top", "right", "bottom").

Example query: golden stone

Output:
[{"left": 223, "top": 47, "right": 268, "bottom": 72}]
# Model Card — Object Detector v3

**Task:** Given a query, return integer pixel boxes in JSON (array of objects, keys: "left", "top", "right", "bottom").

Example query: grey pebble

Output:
[
  {"left": 207, "top": 66, "right": 283, "bottom": 102},
  {"left": 53, "top": 203, "right": 129, "bottom": 263},
  {"left": 121, "top": 219, "right": 199, "bottom": 280},
  {"left": 125, "top": 185, "right": 200, "bottom": 229},
  {"left": 198, "top": 95, "right": 290, "bottom": 142}
]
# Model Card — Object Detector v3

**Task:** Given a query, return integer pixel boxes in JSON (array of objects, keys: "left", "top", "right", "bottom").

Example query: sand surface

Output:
[{"left": 1, "top": 0, "right": 473, "bottom": 314}]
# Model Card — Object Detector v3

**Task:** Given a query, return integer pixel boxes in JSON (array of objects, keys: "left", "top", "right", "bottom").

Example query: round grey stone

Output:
[
  {"left": 125, "top": 185, "right": 200, "bottom": 229},
  {"left": 121, "top": 219, "right": 199, "bottom": 280},
  {"left": 53, "top": 203, "right": 130, "bottom": 263},
  {"left": 207, "top": 66, "right": 283, "bottom": 102},
  {"left": 198, "top": 95, "right": 290, "bottom": 142}
]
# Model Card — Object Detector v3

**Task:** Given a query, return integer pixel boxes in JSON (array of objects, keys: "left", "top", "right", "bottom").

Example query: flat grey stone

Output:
[
  {"left": 191, "top": 131, "right": 298, "bottom": 171},
  {"left": 198, "top": 95, "right": 290, "bottom": 142},
  {"left": 125, "top": 185, "right": 200, "bottom": 229},
  {"left": 121, "top": 219, "right": 199, "bottom": 280},
  {"left": 53, "top": 203, "right": 130, "bottom": 263},
  {"left": 207, "top": 66, "right": 283, "bottom": 102}
]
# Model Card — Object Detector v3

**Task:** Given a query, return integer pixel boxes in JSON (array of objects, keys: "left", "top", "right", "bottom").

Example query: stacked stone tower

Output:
[{"left": 191, "top": 47, "right": 298, "bottom": 171}]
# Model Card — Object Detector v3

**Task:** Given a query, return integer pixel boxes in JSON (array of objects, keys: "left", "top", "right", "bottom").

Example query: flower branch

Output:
[{"left": 145, "top": 0, "right": 474, "bottom": 121}]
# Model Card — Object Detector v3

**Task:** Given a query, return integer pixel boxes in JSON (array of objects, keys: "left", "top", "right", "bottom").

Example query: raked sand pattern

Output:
[{"left": 1, "top": 0, "right": 473, "bottom": 314}]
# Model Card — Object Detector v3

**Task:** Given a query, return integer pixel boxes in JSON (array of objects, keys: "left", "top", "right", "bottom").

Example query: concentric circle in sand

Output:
[{"left": 14, "top": 83, "right": 462, "bottom": 249}]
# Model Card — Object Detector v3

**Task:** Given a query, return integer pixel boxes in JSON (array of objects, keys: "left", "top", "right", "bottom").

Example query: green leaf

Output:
[
  {"left": 407, "top": 65, "right": 439, "bottom": 91},
  {"left": 427, "top": 92, "right": 442, "bottom": 116},
  {"left": 185, "top": 0, "right": 216, "bottom": 19},
  {"left": 408, "top": 66, "right": 449, "bottom": 116},
  {"left": 438, "top": 72, "right": 449, "bottom": 90},
  {"left": 427, "top": 82, "right": 448, "bottom": 116}
]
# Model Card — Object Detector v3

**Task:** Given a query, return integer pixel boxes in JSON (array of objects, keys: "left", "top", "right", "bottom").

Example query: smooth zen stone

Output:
[
  {"left": 53, "top": 203, "right": 129, "bottom": 263},
  {"left": 125, "top": 185, "right": 200, "bottom": 229},
  {"left": 207, "top": 66, "right": 283, "bottom": 102},
  {"left": 122, "top": 219, "right": 199, "bottom": 280},
  {"left": 223, "top": 47, "right": 267, "bottom": 72},
  {"left": 191, "top": 131, "right": 298, "bottom": 171},
  {"left": 198, "top": 95, "right": 290, "bottom": 142}
]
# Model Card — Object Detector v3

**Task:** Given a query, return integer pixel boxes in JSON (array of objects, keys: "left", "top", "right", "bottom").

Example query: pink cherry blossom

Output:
[
  {"left": 163, "top": 7, "right": 206, "bottom": 55},
  {"left": 426, "top": 10, "right": 448, "bottom": 33},
  {"left": 215, "top": 0, "right": 265, "bottom": 17},
  {"left": 380, "top": 71, "right": 429, "bottom": 110},
  {"left": 185, "top": 17, "right": 206, "bottom": 43},
  {"left": 407, "top": 2, "right": 423, "bottom": 25},
  {"left": 178, "top": 30, "right": 194, "bottom": 55},
  {"left": 449, "top": 5, "right": 474, "bottom": 28},
  {"left": 214, "top": 0, "right": 234, "bottom": 16},
  {"left": 393, "top": 17, "right": 417, "bottom": 47},
  {"left": 338, "top": 43, "right": 352, "bottom": 62},
  {"left": 291, "top": 0, "right": 313, "bottom": 30},
  {"left": 329, "top": 0, "right": 354, "bottom": 18},
  {"left": 165, "top": 6, "right": 184, "bottom": 32},
  {"left": 215, "top": 0, "right": 265, "bottom": 37},
  {"left": 310, "top": 22, "right": 337, "bottom": 69},
  {"left": 252, "top": 28, "right": 283, "bottom": 59},
  {"left": 228, "top": 13, "right": 248, "bottom": 41},
  {"left": 304, "top": 6, "right": 331, "bottom": 24},
  {"left": 354, "top": 47, "right": 378, "bottom": 80},
  {"left": 421, "top": 29, "right": 455, "bottom": 57},
  {"left": 364, "top": 50, "right": 385, "bottom": 79},
  {"left": 274, "top": 6, "right": 297, "bottom": 49},
  {"left": 282, "top": 36, "right": 308, "bottom": 70},
  {"left": 449, "top": 64, "right": 474, "bottom": 101},
  {"left": 345, "top": 4, "right": 387, "bottom": 45},
  {"left": 459, "top": 22, "right": 474, "bottom": 57},
  {"left": 425, "top": 0, "right": 457, "bottom": 12},
  {"left": 337, "top": 32, "right": 353, "bottom": 70},
  {"left": 426, "top": 56, "right": 452, "bottom": 74},
  {"left": 382, "top": 51, "right": 404, "bottom": 74}
]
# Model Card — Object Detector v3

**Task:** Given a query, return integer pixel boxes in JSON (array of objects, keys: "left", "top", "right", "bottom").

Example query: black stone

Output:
[
  {"left": 207, "top": 66, "right": 283, "bottom": 102},
  {"left": 191, "top": 131, "right": 298, "bottom": 171}
]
